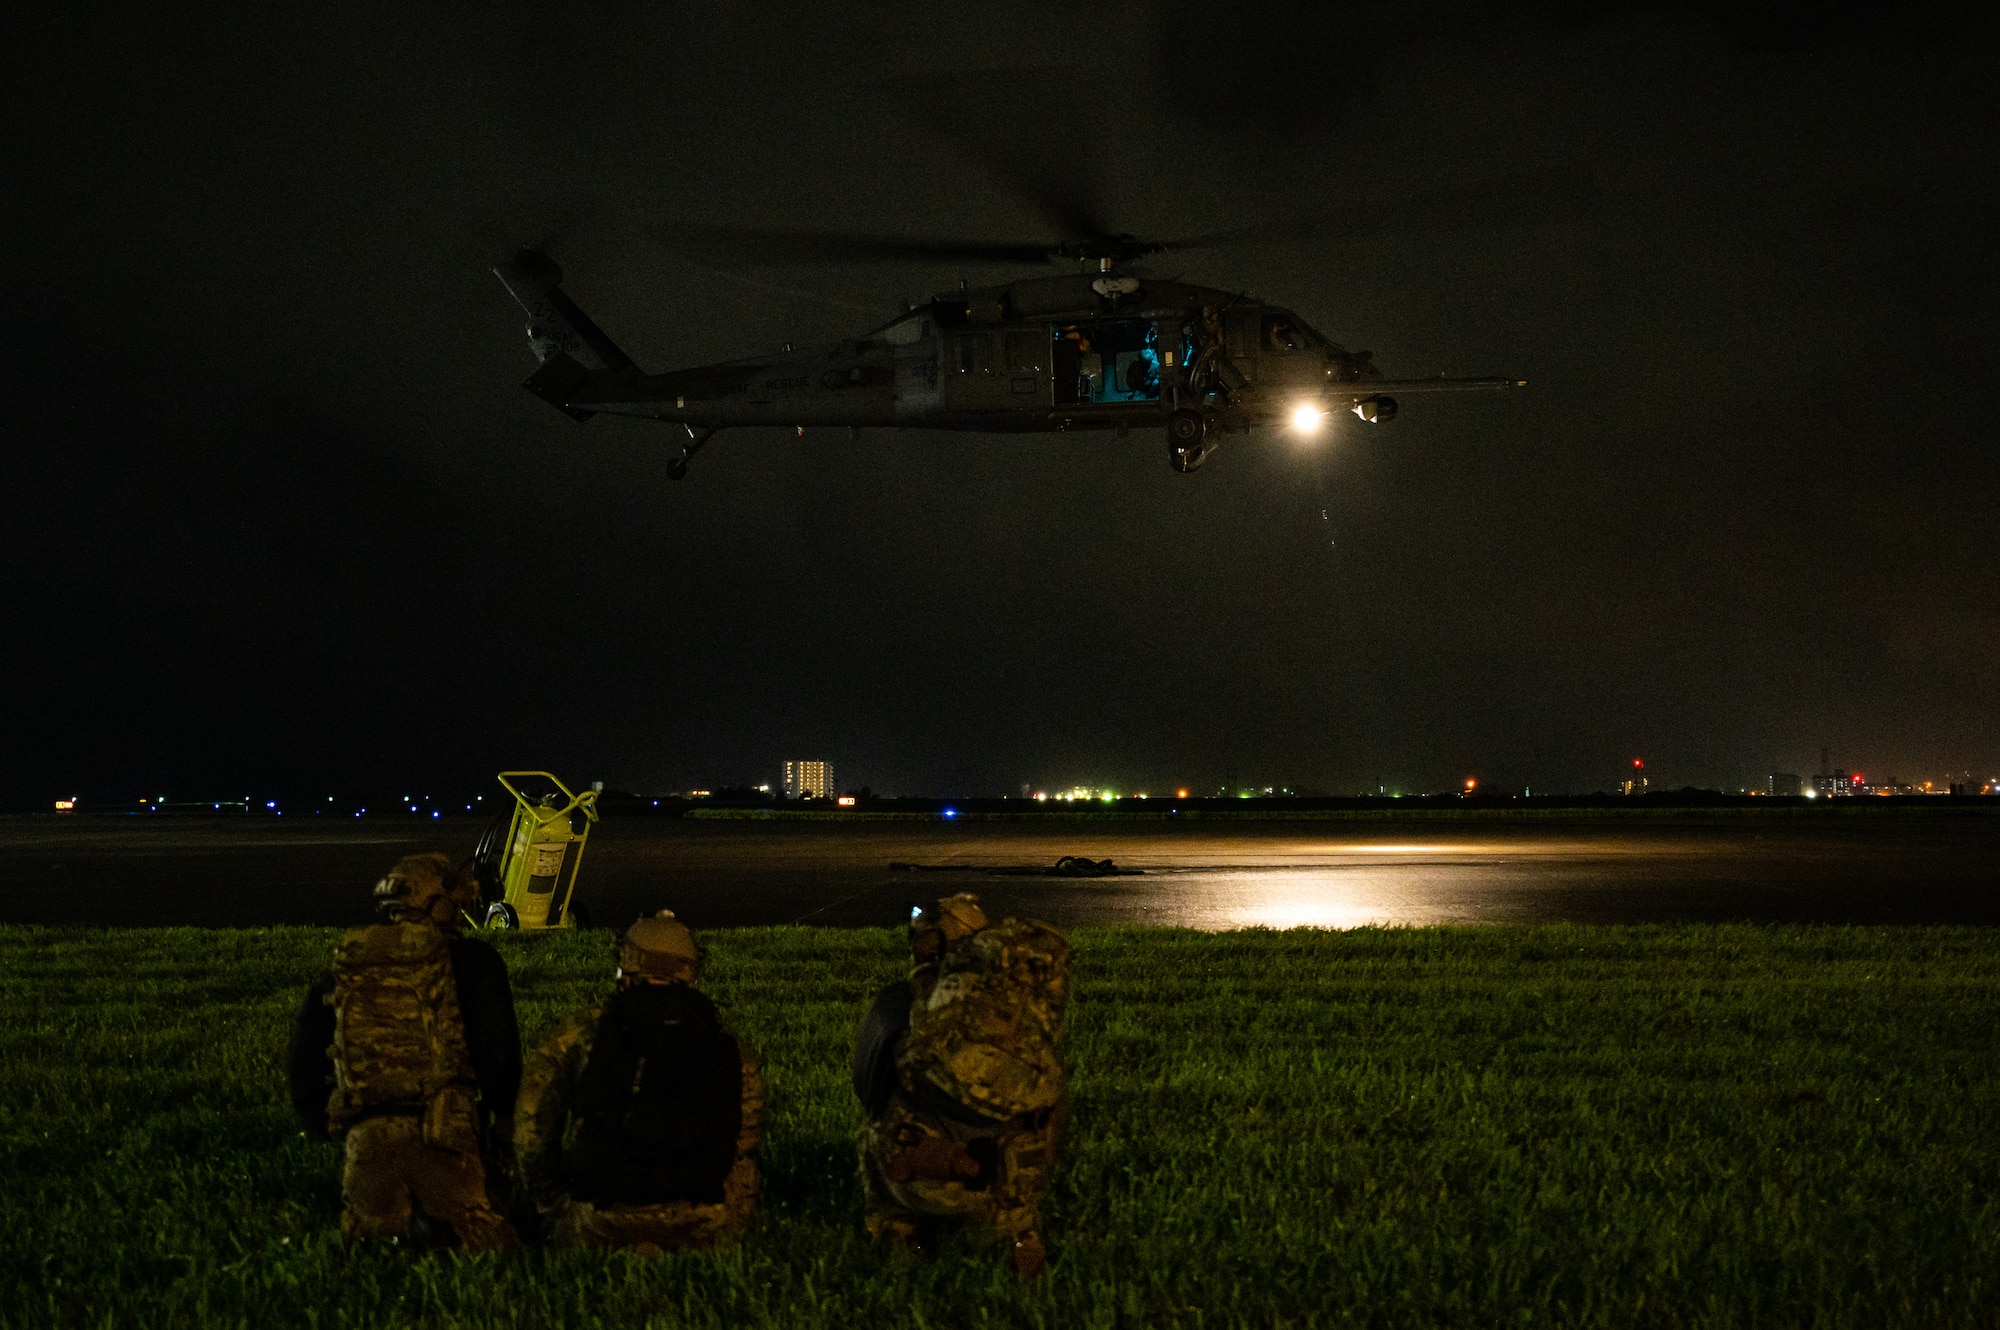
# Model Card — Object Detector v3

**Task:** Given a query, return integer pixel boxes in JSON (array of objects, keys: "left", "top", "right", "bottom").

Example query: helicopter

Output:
[{"left": 494, "top": 218, "right": 1527, "bottom": 478}]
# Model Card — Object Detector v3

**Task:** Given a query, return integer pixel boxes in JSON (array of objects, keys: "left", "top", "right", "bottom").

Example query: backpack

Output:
[
  {"left": 852, "top": 979, "right": 915, "bottom": 1118},
  {"left": 900, "top": 918, "right": 1071, "bottom": 1125},
  {"left": 326, "top": 922, "right": 475, "bottom": 1134},
  {"left": 568, "top": 983, "right": 743, "bottom": 1206}
]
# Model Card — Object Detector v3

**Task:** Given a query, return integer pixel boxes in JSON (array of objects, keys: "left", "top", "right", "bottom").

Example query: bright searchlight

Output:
[{"left": 1290, "top": 403, "right": 1326, "bottom": 434}]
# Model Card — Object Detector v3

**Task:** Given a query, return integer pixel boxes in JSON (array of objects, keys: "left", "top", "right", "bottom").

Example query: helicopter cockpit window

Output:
[
  {"left": 1052, "top": 319, "right": 1160, "bottom": 405},
  {"left": 1262, "top": 314, "right": 1306, "bottom": 353}
]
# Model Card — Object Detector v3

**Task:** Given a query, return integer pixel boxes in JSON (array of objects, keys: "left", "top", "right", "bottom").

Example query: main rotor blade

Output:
[
  {"left": 1156, "top": 168, "right": 1600, "bottom": 251},
  {"left": 449, "top": 192, "right": 605, "bottom": 273},
  {"left": 875, "top": 69, "right": 1117, "bottom": 243},
  {"left": 661, "top": 251, "right": 881, "bottom": 313},
  {"left": 673, "top": 226, "right": 1061, "bottom": 267},
  {"left": 521, "top": 195, "right": 604, "bottom": 255}
]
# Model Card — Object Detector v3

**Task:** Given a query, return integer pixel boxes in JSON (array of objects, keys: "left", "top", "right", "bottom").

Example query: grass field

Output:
[{"left": 4, "top": 924, "right": 1997, "bottom": 1328}]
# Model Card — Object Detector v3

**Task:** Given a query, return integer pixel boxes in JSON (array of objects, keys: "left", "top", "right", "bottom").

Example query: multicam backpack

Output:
[
  {"left": 325, "top": 922, "right": 475, "bottom": 1135},
  {"left": 899, "top": 918, "right": 1071, "bottom": 1124}
]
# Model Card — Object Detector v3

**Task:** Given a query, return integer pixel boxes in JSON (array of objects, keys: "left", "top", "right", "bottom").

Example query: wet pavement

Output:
[{"left": 4, "top": 812, "right": 1997, "bottom": 930}]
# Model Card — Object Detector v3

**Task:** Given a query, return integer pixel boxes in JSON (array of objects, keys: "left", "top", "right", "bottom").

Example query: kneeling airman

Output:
[
  {"left": 853, "top": 893, "right": 1072, "bottom": 1277},
  {"left": 515, "top": 910, "right": 764, "bottom": 1253}
]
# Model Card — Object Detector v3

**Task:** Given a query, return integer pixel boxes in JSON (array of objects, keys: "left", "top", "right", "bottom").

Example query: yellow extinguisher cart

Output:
[{"left": 470, "top": 771, "right": 599, "bottom": 930}]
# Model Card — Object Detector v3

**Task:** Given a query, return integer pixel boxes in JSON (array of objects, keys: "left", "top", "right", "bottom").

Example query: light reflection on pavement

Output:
[{"left": 6, "top": 815, "right": 1996, "bottom": 930}]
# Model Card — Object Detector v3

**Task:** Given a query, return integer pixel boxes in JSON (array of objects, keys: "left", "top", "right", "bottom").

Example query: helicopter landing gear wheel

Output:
[
  {"left": 1167, "top": 410, "right": 1214, "bottom": 472},
  {"left": 667, "top": 456, "right": 688, "bottom": 481},
  {"left": 485, "top": 902, "right": 519, "bottom": 930}
]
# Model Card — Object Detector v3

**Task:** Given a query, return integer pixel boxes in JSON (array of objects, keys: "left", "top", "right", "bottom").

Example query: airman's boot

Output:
[
  {"left": 1011, "top": 1229, "right": 1046, "bottom": 1278},
  {"left": 866, "top": 1213, "right": 931, "bottom": 1258}
]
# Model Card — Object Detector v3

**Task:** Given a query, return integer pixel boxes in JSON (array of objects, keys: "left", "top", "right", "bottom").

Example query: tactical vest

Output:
[
  {"left": 900, "top": 918, "right": 1071, "bottom": 1124},
  {"left": 325, "top": 922, "right": 476, "bottom": 1135}
]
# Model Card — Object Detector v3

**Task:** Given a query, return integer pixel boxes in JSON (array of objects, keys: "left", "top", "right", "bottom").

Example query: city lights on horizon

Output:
[
  {"left": 34, "top": 763, "right": 2000, "bottom": 816},
  {"left": 1030, "top": 786, "right": 1129, "bottom": 803}
]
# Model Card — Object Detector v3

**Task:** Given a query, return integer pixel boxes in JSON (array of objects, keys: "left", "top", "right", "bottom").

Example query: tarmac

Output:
[{"left": 5, "top": 811, "right": 1998, "bottom": 929}]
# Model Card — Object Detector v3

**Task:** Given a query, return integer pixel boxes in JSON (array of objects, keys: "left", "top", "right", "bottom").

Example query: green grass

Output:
[{"left": 3, "top": 924, "right": 1998, "bottom": 1328}]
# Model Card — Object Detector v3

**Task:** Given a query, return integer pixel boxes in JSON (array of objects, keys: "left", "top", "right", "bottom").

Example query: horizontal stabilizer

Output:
[{"left": 523, "top": 354, "right": 597, "bottom": 422}]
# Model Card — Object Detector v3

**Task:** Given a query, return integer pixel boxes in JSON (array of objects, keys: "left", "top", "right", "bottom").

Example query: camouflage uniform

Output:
[
  {"left": 856, "top": 895, "right": 1070, "bottom": 1276},
  {"left": 289, "top": 853, "right": 520, "bottom": 1252},
  {"left": 339, "top": 1087, "right": 514, "bottom": 1251},
  {"left": 515, "top": 911, "right": 764, "bottom": 1253},
  {"left": 857, "top": 1095, "right": 1067, "bottom": 1256}
]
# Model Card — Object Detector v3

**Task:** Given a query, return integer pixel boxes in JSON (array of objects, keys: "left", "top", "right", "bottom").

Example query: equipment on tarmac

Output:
[
  {"left": 470, "top": 771, "right": 598, "bottom": 931},
  {"left": 1049, "top": 855, "right": 1138, "bottom": 877}
]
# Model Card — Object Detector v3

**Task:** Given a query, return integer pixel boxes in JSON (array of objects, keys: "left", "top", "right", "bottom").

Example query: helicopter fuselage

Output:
[{"left": 496, "top": 258, "right": 1522, "bottom": 474}]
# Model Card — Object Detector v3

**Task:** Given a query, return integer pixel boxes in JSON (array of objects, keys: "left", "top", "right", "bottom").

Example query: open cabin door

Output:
[{"left": 1052, "top": 318, "right": 1185, "bottom": 408}]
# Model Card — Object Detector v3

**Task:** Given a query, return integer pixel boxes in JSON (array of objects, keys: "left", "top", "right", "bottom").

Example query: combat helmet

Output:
[
  {"left": 618, "top": 909, "right": 700, "bottom": 983},
  {"left": 371, "top": 853, "right": 474, "bottom": 928},
  {"left": 910, "top": 893, "right": 988, "bottom": 985}
]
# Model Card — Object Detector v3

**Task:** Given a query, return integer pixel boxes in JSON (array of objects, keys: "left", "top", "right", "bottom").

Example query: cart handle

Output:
[{"left": 496, "top": 771, "right": 601, "bottom": 825}]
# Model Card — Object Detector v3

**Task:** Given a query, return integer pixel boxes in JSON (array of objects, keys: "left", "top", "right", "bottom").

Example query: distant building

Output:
[
  {"left": 1617, "top": 760, "right": 1648, "bottom": 796},
  {"left": 1768, "top": 773, "right": 1801, "bottom": 797},
  {"left": 1813, "top": 749, "right": 1857, "bottom": 797},
  {"left": 784, "top": 760, "right": 833, "bottom": 801}
]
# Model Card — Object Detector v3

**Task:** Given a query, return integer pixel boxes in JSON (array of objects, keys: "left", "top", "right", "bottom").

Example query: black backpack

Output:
[
  {"left": 851, "top": 979, "right": 915, "bottom": 1118},
  {"left": 567, "top": 984, "right": 743, "bottom": 1206}
]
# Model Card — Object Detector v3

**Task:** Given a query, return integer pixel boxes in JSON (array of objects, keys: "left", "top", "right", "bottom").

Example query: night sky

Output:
[{"left": 10, "top": 2, "right": 1997, "bottom": 802}]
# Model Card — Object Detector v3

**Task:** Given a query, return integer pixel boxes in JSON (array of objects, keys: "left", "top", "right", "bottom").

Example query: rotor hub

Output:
[{"left": 1060, "top": 234, "right": 1159, "bottom": 268}]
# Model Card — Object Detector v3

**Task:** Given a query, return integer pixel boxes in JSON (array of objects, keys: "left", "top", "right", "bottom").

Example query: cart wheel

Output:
[
  {"left": 566, "top": 901, "right": 594, "bottom": 930},
  {"left": 485, "top": 902, "right": 519, "bottom": 931},
  {"left": 469, "top": 814, "right": 507, "bottom": 902}
]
